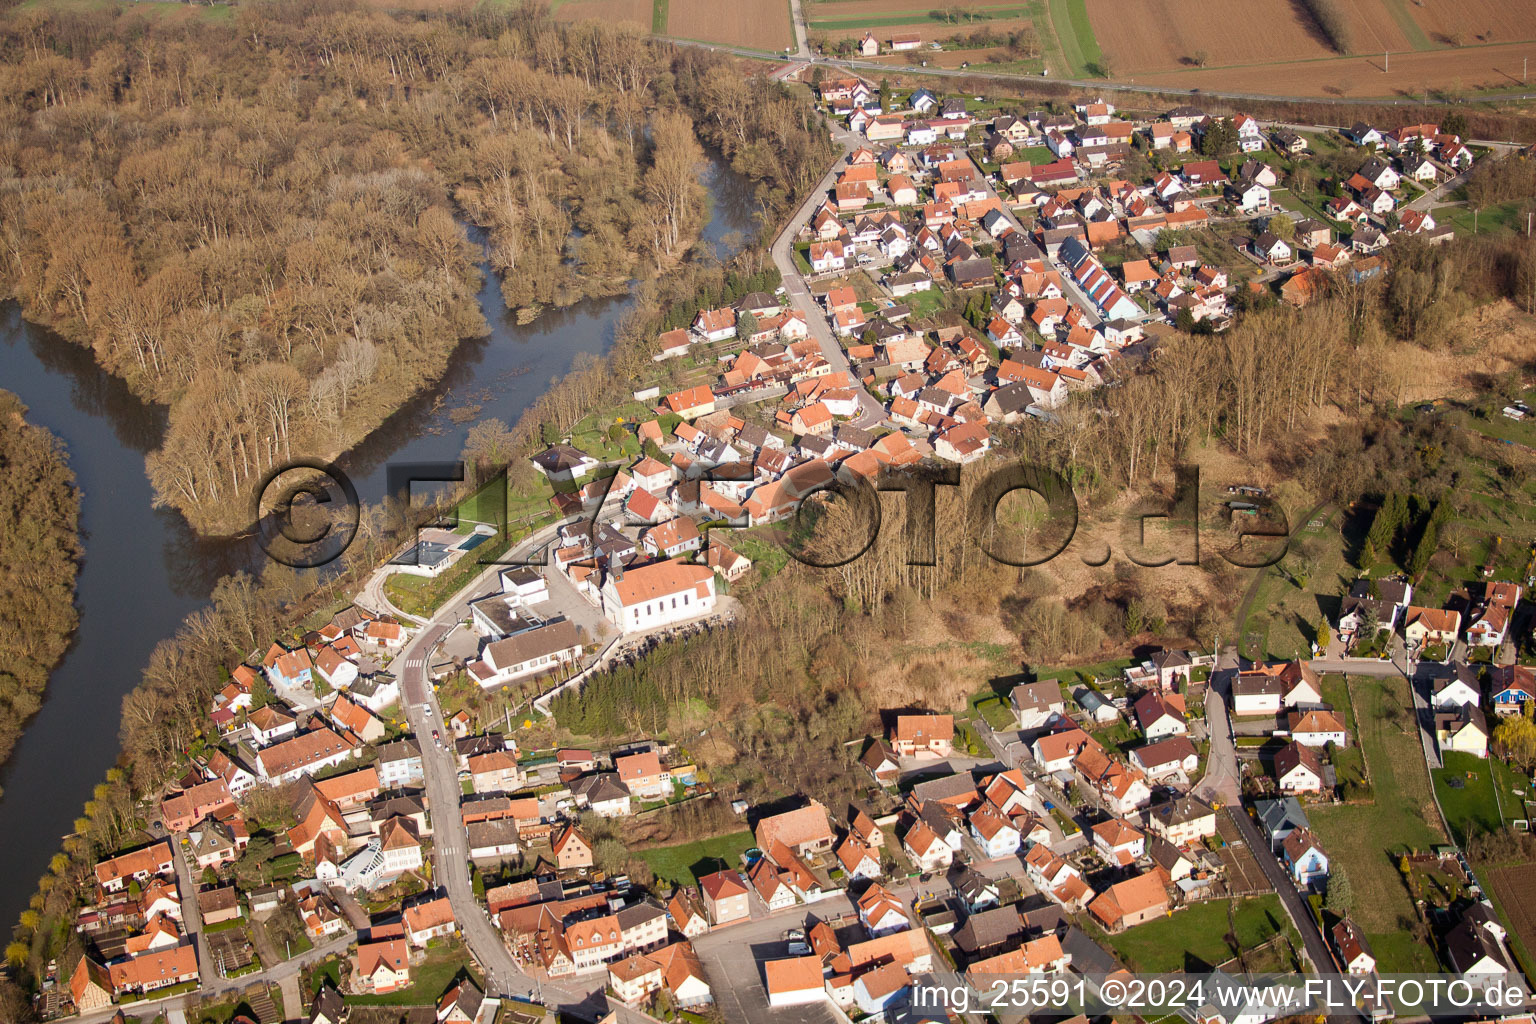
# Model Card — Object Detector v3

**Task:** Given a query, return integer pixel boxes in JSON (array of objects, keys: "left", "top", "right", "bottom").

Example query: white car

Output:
[{"left": 421, "top": 703, "right": 432, "bottom": 716}]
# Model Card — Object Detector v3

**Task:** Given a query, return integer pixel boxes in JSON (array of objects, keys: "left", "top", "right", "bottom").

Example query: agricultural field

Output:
[
  {"left": 552, "top": 0, "right": 656, "bottom": 31},
  {"left": 1488, "top": 863, "right": 1536, "bottom": 974},
  {"left": 808, "top": 0, "right": 1045, "bottom": 60},
  {"left": 1408, "top": 0, "right": 1536, "bottom": 47},
  {"left": 1077, "top": 0, "right": 1536, "bottom": 97},
  {"left": 1083, "top": 0, "right": 1403, "bottom": 75},
  {"left": 1307, "top": 676, "right": 1445, "bottom": 971},
  {"left": 668, "top": 0, "right": 794, "bottom": 49}
]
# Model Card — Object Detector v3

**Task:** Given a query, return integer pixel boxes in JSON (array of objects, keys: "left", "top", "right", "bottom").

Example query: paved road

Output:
[
  {"left": 1193, "top": 650, "right": 1242, "bottom": 809},
  {"left": 1225, "top": 808, "right": 1345, "bottom": 1000},
  {"left": 768, "top": 124, "right": 890, "bottom": 431},
  {"left": 172, "top": 843, "right": 217, "bottom": 989},
  {"left": 389, "top": 526, "right": 606, "bottom": 1014}
]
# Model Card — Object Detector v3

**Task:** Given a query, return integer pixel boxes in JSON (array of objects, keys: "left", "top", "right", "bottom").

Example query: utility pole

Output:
[{"left": 1385, "top": 50, "right": 1390, "bottom": 72}]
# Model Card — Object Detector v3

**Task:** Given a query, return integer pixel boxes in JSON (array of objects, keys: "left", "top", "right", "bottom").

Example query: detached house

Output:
[
  {"left": 1088, "top": 871, "right": 1168, "bottom": 932},
  {"left": 890, "top": 713, "right": 953, "bottom": 759},
  {"left": 1436, "top": 705, "right": 1490, "bottom": 758},
  {"left": 1010, "top": 680, "right": 1065, "bottom": 731},
  {"left": 1133, "top": 694, "right": 1187, "bottom": 741},
  {"left": 1491, "top": 665, "right": 1536, "bottom": 716},
  {"left": 1287, "top": 709, "right": 1347, "bottom": 748},
  {"left": 1280, "top": 827, "right": 1329, "bottom": 889},
  {"left": 1274, "top": 741, "right": 1324, "bottom": 795},
  {"left": 1404, "top": 606, "right": 1460, "bottom": 648}
]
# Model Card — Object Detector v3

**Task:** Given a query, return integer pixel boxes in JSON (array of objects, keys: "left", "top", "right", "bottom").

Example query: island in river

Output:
[{"left": 0, "top": 389, "right": 81, "bottom": 795}]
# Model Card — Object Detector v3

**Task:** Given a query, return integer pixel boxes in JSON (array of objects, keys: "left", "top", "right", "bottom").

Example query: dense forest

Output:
[
  {"left": 0, "top": 0, "right": 831, "bottom": 535},
  {"left": 0, "top": 391, "right": 80, "bottom": 797}
]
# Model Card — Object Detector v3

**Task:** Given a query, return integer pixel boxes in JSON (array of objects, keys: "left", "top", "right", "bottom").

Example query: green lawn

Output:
[
  {"left": 1046, "top": 0, "right": 1101, "bottom": 76},
  {"left": 1433, "top": 750, "right": 1528, "bottom": 845},
  {"left": 1444, "top": 200, "right": 1524, "bottom": 238},
  {"left": 1308, "top": 676, "right": 1445, "bottom": 970},
  {"left": 348, "top": 940, "right": 479, "bottom": 1006},
  {"left": 456, "top": 476, "right": 507, "bottom": 527},
  {"left": 651, "top": 0, "right": 667, "bottom": 33},
  {"left": 969, "top": 693, "right": 1015, "bottom": 730},
  {"left": 901, "top": 286, "right": 947, "bottom": 321},
  {"left": 1088, "top": 718, "right": 1138, "bottom": 755},
  {"left": 637, "top": 830, "right": 755, "bottom": 888},
  {"left": 1319, "top": 674, "right": 1368, "bottom": 795},
  {"left": 1095, "top": 895, "right": 1289, "bottom": 972}
]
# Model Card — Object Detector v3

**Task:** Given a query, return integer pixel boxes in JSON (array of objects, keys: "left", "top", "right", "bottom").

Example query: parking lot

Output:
[{"left": 693, "top": 918, "right": 844, "bottom": 1024}]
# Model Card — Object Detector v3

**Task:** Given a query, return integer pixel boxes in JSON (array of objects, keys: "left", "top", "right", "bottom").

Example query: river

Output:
[{"left": 0, "top": 158, "right": 753, "bottom": 929}]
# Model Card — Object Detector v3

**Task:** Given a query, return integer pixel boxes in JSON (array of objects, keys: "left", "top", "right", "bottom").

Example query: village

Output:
[
  {"left": 47, "top": 422, "right": 1536, "bottom": 1024},
  {"left": 615, "top": 81, "right": 1486, "bottom": 480},
  {"left": 31, "top": 52, "right": 1536, "bottom": 1024}
]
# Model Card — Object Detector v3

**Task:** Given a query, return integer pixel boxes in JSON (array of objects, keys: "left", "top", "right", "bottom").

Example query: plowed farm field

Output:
[
  {"left": 667, "top": 0, "right": 794, "bottom": 50},
  {"left": 1131, "top": 41, "right": 1536, "bottom": 97},
  {"left": 1407, "top": 0, "right": 1536, "bottom": 47},
  {"left": 1085, "top": 0, "right": 1413, "bottom": 73},
  {"left": 1489, "top": 863, "right": 1536, "bottom": 967},
  {"left": 1082, "top": 0, "right": 1536, "bottom": 97},
  {"left": 553, "top": 0, "right": 653, "bottom": 30}
]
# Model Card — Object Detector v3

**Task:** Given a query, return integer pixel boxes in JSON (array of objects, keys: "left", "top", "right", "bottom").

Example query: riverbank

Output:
[
  {"left": 0, "top": 390, "right": 80, "bottom": 796},
  {"left": 0, "top": 152, "right": 754, "bottom": 936}
]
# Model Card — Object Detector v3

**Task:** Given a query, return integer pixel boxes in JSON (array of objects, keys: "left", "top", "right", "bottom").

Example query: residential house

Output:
[
  {"left": 1287, "top": 709, "right": 1347, "bottom": 748},
  {"left": 403, "top": 897, "right": 457, "bottom": 948},
  {"left": 1432, "top": 664, "right": 1483, "bottom": 710},
  {"left": 615, "top": 751, "right": 672, "bottom": 801},
  {"left": 1091, "top": 818, "right": 1146, "bottom": 867},
  {"left": 1129, "top": 736, "right": 1199, "bottom": 782},
  {"left": 699, "top": 870, "right": 750, "bottom": 926},
  {"left": 353, "top": 940, "right": 411, "bottom": 994},
  {"left": 1232, "top": 669, "right": 1284, "bottom": 716},
  {"left": 1254, "top": 797, "right": 1309, "bottom": 851},
  {"left": 667, "top": 889, "right": 709, "bottom": 939},
  {"left": 1088, "top": 872, "right": 1168, "bottom": 932},
  {"left": 552, "top": 825, "right": 593, "bottom": 871},
  {"left": 1436, "top": 704, "right": 1490, "bottom": 758},
  {"left": 1010, "top": 680, "right": 1065, "bottom": 731},
  {"left": 1280, "top": 827, "right": 1329, "bottom": 890},
  {"left": 1490, "top": 665, "right": 1536, "bottom": 715},
  {"left": 1133, "top": 694, "right": 1187, "bottom": 741},
  {"left": 254, "top": 727, "right": 360, "bottom": 784},
  {"left": 1446, "top": 913, "right": 1511, "bottom": 980},
  {"left": 1403, "top": 606, "right": 1460, "bottom": 648},
  {"left": 856, "top": 883, "right": 910, "bottom": 936},
  {"left": 890, "top": 713, "right": 953, "bottom": 758},
  {"left": 1146, "top": 794, "right": 1217, "bottom": 846},
  {"left": 1274, "top": 741, "right": 1324, "bottom": 795},
  {"left": 1333, "top": 919, "right": 1376, "bottom": 974},
  {"left": 755, "top": 800, "right": 836, "bottom": 858}
]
